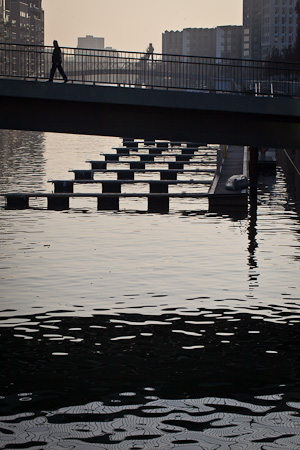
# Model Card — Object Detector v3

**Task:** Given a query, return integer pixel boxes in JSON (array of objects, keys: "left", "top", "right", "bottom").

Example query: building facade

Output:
[
  {"left": 243, "top": 0, "right": 298, "bottom": 59},
  {"left": 77, "top": 35, "right": 105, "bottom": 50},
  {"left": 162, "top": 30, "right": 182, "bottom": 55},
  {"left": 0, "top": 0, "right": 12, "bottom": 41},
  {"left": 9, "top": 0, "right": 44, "bottom": 45},
  {"left": 182, "top": 28, "right": 216, "bottom": 57},
  {"left": 216, "top": 25, "right": 243, "bottom": 58},
  {"left": 261, "top": 0, "right": 298, "bottom": 59},
  {"left": 162, "top": 26, "right": 242, "bottom": 59}
]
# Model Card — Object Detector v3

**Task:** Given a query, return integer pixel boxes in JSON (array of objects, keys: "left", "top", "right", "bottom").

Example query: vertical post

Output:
[
  {"left": 249, "top": 146, "right": 259, "bottom": 187},
  {"left": 148, "top": 195, "right": 169, "bottom": 213},
  {"left": 217, "top": 148, "right": 223, "bottom": 174}
]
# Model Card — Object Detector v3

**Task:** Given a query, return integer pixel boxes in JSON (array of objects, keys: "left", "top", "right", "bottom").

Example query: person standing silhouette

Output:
[
  {"left": 146, "top": 43, "right": 154, "bottom": 60},
  {"left": 48, "top": 40, "right": 68, "bottom": 83}
]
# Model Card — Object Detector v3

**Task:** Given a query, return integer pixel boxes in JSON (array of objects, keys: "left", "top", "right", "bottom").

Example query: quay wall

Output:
[{"left": 277, "top": 149, "right": 300, "bottom": 216}]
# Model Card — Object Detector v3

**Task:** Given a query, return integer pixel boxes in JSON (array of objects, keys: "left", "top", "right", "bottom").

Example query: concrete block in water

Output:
[
  {"left": 74, "top": 170, "right": 93, "bottom": 180},
  {"left": 140, "top": 154, "right": 155, "bottom": 162},
  {"left": 117, "top": 170, "right": 134, "bottom": 180},
  {"left": 97, "top": 195, "right": 119, "bottom": 210},
  {"left": 150, "top": 182, "right": 169, "bottom": 193},
  {"left": 105, "top": 154, "right": 119, "bottom": 161},
  {"left": 176, "top": 154, "right": 191, "bottom": 162},
  {"left": 54, "top": 181, "right": 74, "bottom": 193},
  {"left": 6, "top": 195, "right": 29, "bottom": 209},
  {"left": 148, "top": 195, "right": 169, "bottom": 213},
  {"left": 48, "top": 195, "right": 69, "bottom": 210},
  {"left": 161, "top": 170, "right": 177, "bottom": 180},
  {"left": 130, "top": 162, "right": 145, "bottom": 169},
  {"left": 102, "top": 182, "right": 121, "bottom": 193},
  {"left": 91, "top": 161, "right": 107, "bottom": 169},
  {"left": 169, "top": 162, "right": 184, "bottom": 170},
  {"left": 156, "top": 142, "right": 169, "bottom": 149}
]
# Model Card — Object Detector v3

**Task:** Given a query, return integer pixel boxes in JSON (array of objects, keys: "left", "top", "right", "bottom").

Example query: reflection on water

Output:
[
  {"left": 1, "top": 311, "right": 300, "bottom": 448},
  {"left": 0, "top": 131, "right": 300, "bottom": 448},
  {"left": 0, "top": 130, "right": 46, "bottom": 194}
]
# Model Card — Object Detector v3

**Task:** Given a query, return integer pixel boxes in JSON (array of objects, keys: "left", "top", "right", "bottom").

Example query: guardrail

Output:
[{"left": 1, "top": 42, "right": 300, "bottom": 97}]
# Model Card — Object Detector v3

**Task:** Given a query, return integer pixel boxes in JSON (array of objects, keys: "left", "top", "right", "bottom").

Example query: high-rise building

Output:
[
  {"left": 162, "top": 26, "right": 242, "bottom": 59},
  {"left": 162, "top": 30, "right": 182, "bottom": 55},
  {"left": 182, "top": 28, "right": 217, "bottom": 57},
  {"left": 243, "top": 0, "right": 298, "bottom": 59},
  {"left": 216, "top": 26, "right": 243, "bottom": 58},
  {"left": 0, "top": 0, "right": 12, "bottom": 41},
  {"left": 7, "top": 0, "right": 44, "bottom": 45},
  {"left": 13, "top": 0, "right": 44, "bottom": 45},
  {"left": 261, "top": 0, "right": 298, "bottom": 59},
  {"left": 77, "top": 35, "right": 105, "bottom": 50},
  {"left": 243, "top": 0, "right": 263, "bottom": 59}
]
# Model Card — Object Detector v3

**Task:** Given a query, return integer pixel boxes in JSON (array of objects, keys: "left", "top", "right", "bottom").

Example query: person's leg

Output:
[
  {"left": 57, "top": 64, "right": 68, "bottom": 82},
  {"left": 48, "top": 64, "right": 56, "bottom": 81}
]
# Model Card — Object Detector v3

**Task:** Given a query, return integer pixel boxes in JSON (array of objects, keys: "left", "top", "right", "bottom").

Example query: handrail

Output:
[{"left": 0, "top": 42, "right": 300, "bottom": 97}]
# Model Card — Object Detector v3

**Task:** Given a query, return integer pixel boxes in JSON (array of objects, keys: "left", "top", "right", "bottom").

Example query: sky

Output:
[{"left": 42, "top": 0, "right": 243, "bottom": 53}]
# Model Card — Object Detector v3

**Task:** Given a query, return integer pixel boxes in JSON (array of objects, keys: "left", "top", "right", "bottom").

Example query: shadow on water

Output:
[{"left": 1, "top": 308, "right": 300, "bottom": 448}]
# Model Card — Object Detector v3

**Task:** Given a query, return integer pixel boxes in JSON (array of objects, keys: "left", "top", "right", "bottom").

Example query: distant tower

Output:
[{"left": 243, "top": 0, "right": 263, "bottom": 59}]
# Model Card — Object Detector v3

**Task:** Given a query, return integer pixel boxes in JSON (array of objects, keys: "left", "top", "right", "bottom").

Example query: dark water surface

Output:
[{"left": 0, "top": 130, "right": 300, "bottom": 449}]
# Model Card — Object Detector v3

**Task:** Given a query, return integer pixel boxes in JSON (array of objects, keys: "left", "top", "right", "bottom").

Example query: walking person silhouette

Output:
[{"left": 48, "top": 40, "right": 68, "bottom": 83}]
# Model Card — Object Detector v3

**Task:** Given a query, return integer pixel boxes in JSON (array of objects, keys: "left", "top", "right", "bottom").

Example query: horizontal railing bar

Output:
[
  {"left": 2, "top": 192, "right": 210, "bottom": 198},
  {"left": 70, "top": 169, "right": 216, "bottom": 173},
  {"left": 48, "top": 179, "right": 213, "bottom": 184}
]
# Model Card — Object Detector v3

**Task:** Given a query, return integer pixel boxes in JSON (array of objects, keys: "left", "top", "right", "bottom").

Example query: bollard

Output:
[
  {"left": 148, "top": 195, "right": 169, "bottom": 213},
  {"left": 6, "top": 195, "right": 29, "bottom": 209},
  {"left": 53, "top": 181, "right": 74, "bottom": 193},
  {"left": 150, "top": 182, "right": 169, "bottom": 193},
  {"left": 48, "top": 195, "right": 69, "bottom": 210},
  {"left": 102, "top": 181, "right": 122, "bottom": 193},
  {"left": 97, "top": 195, "right": 119, "bottom": 210}
]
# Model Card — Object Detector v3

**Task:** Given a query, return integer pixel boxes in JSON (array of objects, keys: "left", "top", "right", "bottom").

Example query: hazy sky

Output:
[{"left": 43, "top": 0, "right": 242, "bottom": 53}]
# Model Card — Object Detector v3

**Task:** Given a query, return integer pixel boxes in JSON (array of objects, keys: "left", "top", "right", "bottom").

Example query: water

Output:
[{"left": 0, "top": 130, "right": 300, "bottom": 449}]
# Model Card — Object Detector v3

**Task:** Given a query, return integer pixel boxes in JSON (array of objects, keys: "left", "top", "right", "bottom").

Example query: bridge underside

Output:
[{"left": 0, "top": 79, "right": 300, "bottom": 148}]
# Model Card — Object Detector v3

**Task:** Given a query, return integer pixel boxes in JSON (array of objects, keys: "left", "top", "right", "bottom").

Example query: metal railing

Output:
[{"left": 1, "top": 42, "right": 300, "bottom": 97}]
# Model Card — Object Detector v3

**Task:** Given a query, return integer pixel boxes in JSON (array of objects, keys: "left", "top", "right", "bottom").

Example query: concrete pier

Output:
[{"left": 208, "top": 145, "right": 248, "bottom": 212}]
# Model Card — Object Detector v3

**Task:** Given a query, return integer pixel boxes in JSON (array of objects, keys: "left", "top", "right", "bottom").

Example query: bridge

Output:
[{"left": 1, "top": 43, "right": 300, "bottom": 148}]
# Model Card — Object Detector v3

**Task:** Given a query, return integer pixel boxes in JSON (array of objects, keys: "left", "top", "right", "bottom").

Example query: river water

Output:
[{"left": 0, "top": 130, "right": 300, "bottom": 449}]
